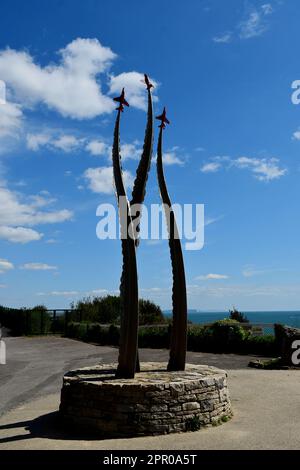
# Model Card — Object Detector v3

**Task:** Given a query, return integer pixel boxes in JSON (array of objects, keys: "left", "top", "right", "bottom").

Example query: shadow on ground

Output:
[{"left": 0, "top": 411, "right": 113, "bottom": 444}]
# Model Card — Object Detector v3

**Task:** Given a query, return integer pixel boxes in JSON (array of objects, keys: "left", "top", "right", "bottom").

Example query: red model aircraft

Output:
[
  {"left": 156, "top": 107, "right": 170, "bottom": 129},
  {"left": 144, "top": 74, "right": 153, "bottom": 90},
  {"left": 113, "top": 88, "right": 129, "bottom": 112}
]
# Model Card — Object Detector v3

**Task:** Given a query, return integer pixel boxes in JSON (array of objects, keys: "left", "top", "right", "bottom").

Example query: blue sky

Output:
[{"left": 0, "top": 0, "right": 300, "bottom": 311}]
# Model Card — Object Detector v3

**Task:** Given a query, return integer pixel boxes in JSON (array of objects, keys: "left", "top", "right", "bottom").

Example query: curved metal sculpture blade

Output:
[
  {"left": 156, "top": 126, "right": 187, "bottom": 371},
  {"left": 113, "top": 109, "right": 139, "bottom": 379},
  {"left": 119, "top": 85, "right": 154, "bottom": 373},
  {"left": 130, "top": 87, "right": 154, "bottom": 236}
]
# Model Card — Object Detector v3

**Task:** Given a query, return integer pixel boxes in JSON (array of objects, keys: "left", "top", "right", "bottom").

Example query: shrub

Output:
[
  {"left": 66, "top": 322, "right": 88, "bottom": 341},
  {"left": 71, "top": 295, "right": 121, "bottom": 324},
  {"left": 64, "top": 319, "right": 278, "bottom": 357},
  {"left": 187, "top": 320, "right": 248, "bottom": 353},
  {"left": 186, "top": 416, "right": 201, "bottom": 432},
  {"left": 138, "top": 299, "right": 165, "bottom": 325},
  {"left": 138, "top": 325, "right": 170, "bottom": 348},
  {"left": 70, "top": 295, "right": 165, "bottom": 325},
  {"left": 205, "top": 319, "right": 248, "bottom": 352},
  {"left": 66, "top": 322, "right": 120, "bottom": 346},
  {"left": 30, "top": 305, "right": 51, "bottom": 334},
  {"left": 187, "top": 325, "right": 208, "bottom": 351},
  {"left": 242, "top": 335, "right": 277, "bottom": 356},
  {"left": 229, "top": 308, "right": 249, "bottom": 323},
  {"left": 0, "top": 304, "right": 50, "bottom": 335}
]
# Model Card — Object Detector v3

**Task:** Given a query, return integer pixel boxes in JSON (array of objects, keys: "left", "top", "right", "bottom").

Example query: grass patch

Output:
[
  {"left": 186, "top": 416, "right": 201, "bottom": 432},
  {"left": 248, "top": 357, "right": 285, "bottom": 369}
]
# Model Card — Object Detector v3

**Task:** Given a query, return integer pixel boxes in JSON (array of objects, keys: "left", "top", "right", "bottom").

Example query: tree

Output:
[
  {"left": 229, "top": 308, "right": 249, "bottom": 323},
  {"left": 139, "top": 299, "right": 165, "bottom": 325}
]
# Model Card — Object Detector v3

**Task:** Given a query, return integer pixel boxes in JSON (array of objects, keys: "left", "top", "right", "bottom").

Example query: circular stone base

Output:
[{"left": 60, "top": 362, "right": 232, "bottom": 437}]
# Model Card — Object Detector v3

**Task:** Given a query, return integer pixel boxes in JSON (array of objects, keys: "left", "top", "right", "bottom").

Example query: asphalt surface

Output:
[
  {"left": 0, "top": 337, "right": 299, "bottom": 449},
  {"left": 0, "top": 336, "right": 267, "bottom": 418}
]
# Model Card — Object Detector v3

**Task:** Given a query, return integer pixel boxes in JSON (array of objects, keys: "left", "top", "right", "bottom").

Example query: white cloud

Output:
[
  {"left": 0, "top": 38, "right": 116, "bottom": 119},
  {"left": 213, "top": 32, "right": 232, "bottom": 44},
  {"left": 163, "top": 151, "right": 184, "bottom": 166},
  {"left": 261, "top": 4, "right": 273, "bottom": 15},
  {"left": 196, "top": 273, "right": 229, "bottom": 281},
  {"left": 292, "top": 129, "right": 300, "bottom": 141},
  {"left": 26, "top": 133, "right": 51, "bottom": 151},
  {"left": 45, "top": 238, "right": 58, "bottom": 244},
  {"left": 0, "top": 40, "right": 159, "bottom": 119},
  {"left": 200, "top": 162, "right": 221, "bottom": 173},
  {"left": 86, "top": 140, "right": 108, "bottom": 156},
  {"left": 0, "top": 185, "right": 72, "bottom": 243},
  {"left": 121, "top": 142, "right": 142, "bottom": 160},
  {"left": 26, "top": 132, "right": 82, "bottom": 152},
  {"left": 20, "top": 262, "right": 57, "bottom": 271},
  {"left": 0, "top": 187, "right": 73, "bottom": 226},
  {"left": 0, "top": 226, "right": 43, "bottom": 243},
  {"left": 0, "top": 258, "right": 14, "bottom": 273},
  {"left": 88, "top": 289, "right": 108, "bottom": 296},
  {"left": 0, "top": 102, "right": 23, "bottom": 138},
  {"left": 37, "top": 290, "right": 79, "bottom": 297},
  {"left": 238, "top": 4, "right": 273, "bottom": 39},
  {"left": 242, "top": 267, "right": 264, "bottom": 278},
  {"left": 27, "top": 132, "right": 142, "bottom": 161},
  {"left": 90, "top": 140, "right": 143, "bottom": 161},
  {"left": 37, "top": 288, "right": 108, "bottom": 298},
  {"left": 29, "top": 194, "right": 56, "bottom": 208},
  {"left": 205, "top": 215, "right": 224, "bottom": 226},
  {"left": 51, "top": 135, "right": 81, "bottom": 152},
  {"left": 233, "top": 156, "right": 287, "bottom": 181},
  {"left": 201, "top": 156, "right": 287, "bottom": 181},
  {"left": 109, "top": 71, "right": 158, "bottom": 111},
  {"left": 239, "top": 12, "right": 266, "bottom": 39},
  {"left": 84, "top": 166, "right": 134, "bottom": 194},
  {"left": 213, "top": 4, "right": 275, "bottom": 44},
  {"left": 242, "top": 265, "right": 287, "bottom": 278}
]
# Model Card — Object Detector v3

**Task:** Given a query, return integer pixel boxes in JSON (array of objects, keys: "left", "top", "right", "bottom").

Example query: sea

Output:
[{"left": 163, "top": 310, "right": 300, "bottom": 328}]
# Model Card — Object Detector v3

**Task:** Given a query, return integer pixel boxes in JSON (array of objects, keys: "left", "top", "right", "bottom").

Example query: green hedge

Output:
[
  {"left": 0, "top": 305, "right": 51, "bottom": 335},
  {"left": 65, "top": 319, "right": 277, "bottom": 356},
  {"left": 66, "top": 322, "right": 120, "bottom": 346},
  {"left": 138, "top": 325, "right": 170, "bottom": 348},
  {"left": 240, "top": 335, "right": 276, "bottom": 356}
]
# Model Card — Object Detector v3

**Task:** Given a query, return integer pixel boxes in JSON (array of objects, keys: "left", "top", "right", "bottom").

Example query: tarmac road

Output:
[
  {"left": 0, "top": 337, "right": 300, "bottom": 450},
  {"left": 0, "top": 337, "right": 299, "bottom": 450},
  {"left": 0, "top": 335, "right": 266, "bottom": 417}
]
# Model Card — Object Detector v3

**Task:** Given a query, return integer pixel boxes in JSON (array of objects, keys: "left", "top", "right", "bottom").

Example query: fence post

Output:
[
  {"left": 65, "top": 310, "right": 69, "bottom": 335},
  {"left": 41, "top": 309, "right": 44, "bottom": 334},
  {"left": 53, "top": 310, "right": 56, "bottom": 333},
  {"left": 26, "top": 310, "right": 30, "bottom": 335}
]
